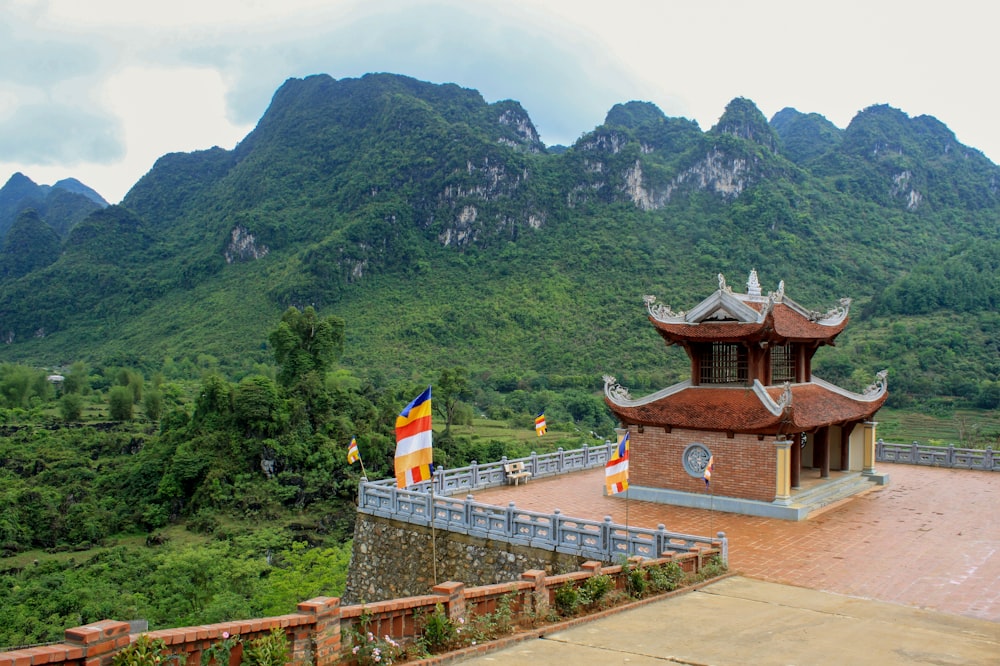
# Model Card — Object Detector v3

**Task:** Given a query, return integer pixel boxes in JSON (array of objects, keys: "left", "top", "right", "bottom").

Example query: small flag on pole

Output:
[
  {"left": 395, "top": 386, "right": 434, "bottom": 488},
  {"left": 605, "top": 432, "right": 630, "bottom": 495},
  {"left": 534, "top": 413, "right": 547, "bottom": 436},
  {"left": 703, "top": 455, "right": 715, "bottom": 487},
  {"left": 347, "top": 437, "right": 360, "bottom": 464}
]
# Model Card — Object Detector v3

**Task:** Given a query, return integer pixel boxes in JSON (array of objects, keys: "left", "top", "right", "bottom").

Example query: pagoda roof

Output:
[
  {"left": 602, "top": 371, "right": 888, "bottom": 435},
  {"left": 644, "top": 270, "right": 851, "bottom": 344}
]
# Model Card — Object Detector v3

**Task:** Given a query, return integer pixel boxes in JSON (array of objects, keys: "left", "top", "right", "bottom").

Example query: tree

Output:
[
  {"left": 268, "top": 306, "right": 345, "bottom": 389},
  {"left": 108, "top": 386, "right": 133, "bottom": 421},
  {"left": 435, "top": 367, "right": 471, "bottom": 436},
  {"left": 60, "top": 392, "right": 84, "bottom": 421}
]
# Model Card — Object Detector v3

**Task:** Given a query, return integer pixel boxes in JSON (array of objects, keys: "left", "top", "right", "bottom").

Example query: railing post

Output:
[
  {"left": 656, "top": 524, "right": 667, "bottom": 557},
  {"left": 522, "top": 569, "right": 549, "bottom": 617},
  {"left": 986, "top": 447, "right": 994, "bottom": 471},
  {"left": 553, "top": 509, "right": 562, "bottom": 548},
  {"left": 506, "top": 502, "right": 516, "bottom": 537},
  {"left": 296, "top": 597, "right": 341, "bottom": 666},
  {"left": 64, "top": 620, "right": 131, "bottom": 666},
  {"left": 582, "top": 441, "right": 589, "bottom": 467},
  {"left": 911, "top": 441, "right": 920, "bottom": 464},
  {"left": 470, "top": 460, "right": 479, "bottom": 488},
  {"left": 716, "top": 531, "right": 729, "bottom": 567},
  {"left": 556, "top": 448, "right": 564, "bottom": 472},
  {"left": 465, "top": 494, "right": 474, "bottom": 528},
  {"left": 432, "top": 582, "right": 466, "bottom": 622},
  {"left": 531, "top": 450, "right": 539, "bottom": 475},
  {"left": 947, "top": 445, "right": 955, "bottom": 467},
  {"left": 602, "top": 515, "right": 613, "bottom": 558}
]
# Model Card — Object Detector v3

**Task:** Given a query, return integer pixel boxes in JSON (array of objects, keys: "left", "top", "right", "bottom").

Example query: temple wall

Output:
[{"left": 630, "top": 427, "right": 777, "bottom": 502}]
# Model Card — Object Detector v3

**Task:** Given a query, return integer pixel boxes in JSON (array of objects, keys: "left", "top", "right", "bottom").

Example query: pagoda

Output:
[{"left": 603, "top": 270, "right": 888, "bottom": 519}]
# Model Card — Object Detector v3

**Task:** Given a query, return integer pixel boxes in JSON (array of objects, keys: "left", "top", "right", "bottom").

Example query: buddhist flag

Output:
[
  {"left": 347, "top": 437, "right": 360, "bottom": 464},
  {"left": 534, "top": 413, "right": 547, "bottom": 436},
  {"left": 605, "top": 432, "right": 630, "bottom": 495},
  {"left": 703, "top": 455, "right": 715, "bottom": 487},
  {"left": 395, "top": 386, "right": 433, "bottom": 488}
]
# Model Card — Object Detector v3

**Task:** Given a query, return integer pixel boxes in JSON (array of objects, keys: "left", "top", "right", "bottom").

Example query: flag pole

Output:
[{"left": 430, "top": 465, "right": 438, "bottom": 586}]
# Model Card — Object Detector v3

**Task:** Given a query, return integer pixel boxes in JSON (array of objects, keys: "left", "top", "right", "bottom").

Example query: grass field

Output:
[{"left": 873, "top": 407, "right": 1000, "bottom": 447}]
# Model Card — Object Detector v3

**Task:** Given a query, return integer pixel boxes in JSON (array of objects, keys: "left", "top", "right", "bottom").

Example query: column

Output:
[
  {"left": 817, "top": 427, "right": 830, "bottom": 479},
  {"left": 64, "top": 620, "right": 132, "bottom": 666},
  {"left": 790, "top": 434, "right": 801, "bottom": 489},
  {"left": 773, "top": 438, "right": 792, "bottom": 505},
  {"left": 862, "top": 421, "right": 878, "bottom": 475}
]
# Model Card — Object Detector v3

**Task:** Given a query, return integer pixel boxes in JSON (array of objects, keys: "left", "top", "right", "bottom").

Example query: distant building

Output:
[{"left": 603, "top": 270, "right": 888, "bottom": 519}]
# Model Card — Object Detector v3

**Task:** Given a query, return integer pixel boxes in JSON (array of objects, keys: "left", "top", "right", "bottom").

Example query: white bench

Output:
[{"left": 503, "top": 461, "right": 532, "bottom": 486}]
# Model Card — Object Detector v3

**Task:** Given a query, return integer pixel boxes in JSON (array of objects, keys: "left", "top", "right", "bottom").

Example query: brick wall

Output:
[{"left": 630, "top": 427, "right": 777, "bottom": 502}]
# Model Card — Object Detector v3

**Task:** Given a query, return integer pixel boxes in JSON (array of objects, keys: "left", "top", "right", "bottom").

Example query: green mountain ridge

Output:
[{"left": 1, "top": 72, "right": 998, "bottom": 408}]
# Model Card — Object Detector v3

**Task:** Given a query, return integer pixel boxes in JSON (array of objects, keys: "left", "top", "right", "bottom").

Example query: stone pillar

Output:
[
  {"left": 790, "top": 434, "right": 801, "bottom": 489},
  {"left": 773, "top": 439, "right": 792, "bottom": 505},
  {"left": 64, "top": 620, "right": 131, "bottom": 666},
  {"left": 432, "top": 581, "right": 466, "bottom": 622},
  {"left": 817, "top": 427, "right": 830, "bottom": 479},
  {"left": 862, "top": 421, "right": 878, "bottom": 475},
  {"left": 296, "top": 596, "right": 341, "bottom": 666}
]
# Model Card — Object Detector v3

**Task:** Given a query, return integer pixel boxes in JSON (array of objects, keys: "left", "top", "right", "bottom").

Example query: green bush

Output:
[
  {"left": 243, "top": 628, "right": 289, "bottom": 666},
  {"left": 553, "top": 582, "right": 582, "bottom": 617},
  {"left": 108, "top": 385, "right": 134, "bottom": 421},
  {"left": 647, "top": 561, "right": 686, "bottom": 592},
  {"left": 417, "top": 603, "right": 458, "bottom": 653},
  {"left": 111, "top": 635, "right": 178, "bottom": 666}
]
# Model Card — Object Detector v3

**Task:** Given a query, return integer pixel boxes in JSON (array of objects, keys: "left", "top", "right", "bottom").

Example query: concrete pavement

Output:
[
  {"left": 452, "top": 462, "right": 1000, "bottom": 664},
  {"left": 457, "top": 576, "right": 1000, "bottom": 665}
]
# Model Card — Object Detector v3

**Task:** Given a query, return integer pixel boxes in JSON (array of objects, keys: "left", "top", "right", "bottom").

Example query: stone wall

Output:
[{"left": 343, "top": 513, "right": 589, "bottom": 604}]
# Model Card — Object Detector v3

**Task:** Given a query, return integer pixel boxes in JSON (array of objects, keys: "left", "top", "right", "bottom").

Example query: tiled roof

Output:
[
  {"left": 649, "top": 303, "right": 847, "bottom": 344},
  {"left": 605, "top": 382, "right": 886, "bottom": 434}
]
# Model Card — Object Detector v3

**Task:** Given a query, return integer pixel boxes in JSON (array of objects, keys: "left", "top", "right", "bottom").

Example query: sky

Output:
[{"left": 1, "top": 0, "right": 996, "bottom": 204}]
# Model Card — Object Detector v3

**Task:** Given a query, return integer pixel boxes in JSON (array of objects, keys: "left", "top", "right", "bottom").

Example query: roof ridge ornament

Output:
[
  {"left": 768, "top": 280, "right": 785, "bottom": 303},
  {"left": 603, "top": 375, "right": 633, "bottom": 402},
  {"left": 863, "top": 369, "right": 889, "bottom": 398},
  {"left": 747, "top": 268, "right": 761, "bottom": 297},
  {"left": 717, "top": 273, "right": 733, "bottom": 294},
  {"left": 809, "top": 297, "right": 852, "bottom": 323},
  {"left": 644, "top": 295, "right": 685, "bottom": 321}
]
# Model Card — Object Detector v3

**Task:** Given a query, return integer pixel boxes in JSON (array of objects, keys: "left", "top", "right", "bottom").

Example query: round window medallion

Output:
[{"left": 682, "top": 443, "right": 712, "bottom": 478}]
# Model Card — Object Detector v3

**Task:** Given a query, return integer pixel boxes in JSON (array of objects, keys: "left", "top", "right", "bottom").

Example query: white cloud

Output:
[{"left": 1, "top": 0, "right": 997, "bottom": 204}]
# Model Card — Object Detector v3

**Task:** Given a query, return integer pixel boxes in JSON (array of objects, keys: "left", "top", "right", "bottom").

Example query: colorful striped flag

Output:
[
  {"left": 605, "top": 431, "right": 630, "bottom": 495},
  {"left": 703, "top": 455, "right": 715, "bottom": 487},
  {"left": 534, "top": 413, "right": 547, "bottom": 436},
  {"left": 347, "top": 437, "right": 360, "bottom": 464},
  {"left": 395, "top": 386, "right": 433, "bottom": 488}
]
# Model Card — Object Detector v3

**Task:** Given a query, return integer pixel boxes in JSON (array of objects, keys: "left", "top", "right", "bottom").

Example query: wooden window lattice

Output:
[
  {"left": 700, "top": 343, "right": 747, "bottom": 384},
  {"left": 770, "top": 344, "right": 796, "bottom": 384}
]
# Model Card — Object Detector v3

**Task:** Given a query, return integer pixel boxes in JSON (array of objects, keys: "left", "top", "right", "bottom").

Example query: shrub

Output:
[
  {"left": 580, "top": 573, "right": 613, "bottom": 607},
  {"left": 243, "top": 628, "right": 289, "bottom": 666},
  {"left": 111, "top": 635, "right": 178, "bottom": 666},
  {"left": 417, "top": 603, "right": 458, "bottom": 653},
  {"left": 626, "top": 565, "right": 648, "bottom": 598},
  {"left": 345, "top": 611, "right": 404, "bottom": 665},
  {"left": 648, "top": 561, "right": 686, "bottom": 592},
  {"left": 553, "top": 582, "right": 582, "bottom": 617},
  {"left": 201, "top": 632, "right": 240, "bottom": 666}
]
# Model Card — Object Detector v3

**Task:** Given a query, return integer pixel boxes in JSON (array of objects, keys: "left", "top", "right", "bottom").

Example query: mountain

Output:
[
  {"left": 0, "top": 172, "right": 108, "bottom": 241},
  {"left": 0, "top": 73, "right": 997, "bottom": 408}
]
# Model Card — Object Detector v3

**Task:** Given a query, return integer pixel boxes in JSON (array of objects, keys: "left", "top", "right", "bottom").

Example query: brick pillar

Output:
[
  {"left": 432, "top": 582, "right": 466, "bottom": 622},
  {"left": 862, "top": 421, "right": 878, "bottom": 475},
  {"left": 296, "top": 597, "right": 341, "bottom": 666},
  {"left": 773, "top": 439, "right": 792, "bottom": 505},
  {"left": 64, "top": 620, "right": 131, "bottom": 666},
  {"left": 522, "top": 569, "right": 548, "bottom": 616}
]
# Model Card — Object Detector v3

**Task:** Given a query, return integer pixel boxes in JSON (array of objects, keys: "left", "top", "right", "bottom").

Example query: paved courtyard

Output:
[{"left": 470, "top": 462, "right": 1000, "bottom": 622}]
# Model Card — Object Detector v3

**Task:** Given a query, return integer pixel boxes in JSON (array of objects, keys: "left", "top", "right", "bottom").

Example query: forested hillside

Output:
[{"left": 1, "top": 72, "right": 998, "bottom": 409}]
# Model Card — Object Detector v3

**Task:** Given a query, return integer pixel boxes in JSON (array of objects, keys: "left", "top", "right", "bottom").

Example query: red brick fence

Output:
[{"left": 0, "top": 547, "right": 721, "bottom": 666}]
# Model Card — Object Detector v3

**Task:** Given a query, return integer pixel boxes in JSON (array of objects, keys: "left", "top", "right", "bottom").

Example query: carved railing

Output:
[
  {"left": 876, "top": 439, "right": 997, "bottom": 471},
  {"left": 357, "top": 441, "right": 726, "bottom": 564}
]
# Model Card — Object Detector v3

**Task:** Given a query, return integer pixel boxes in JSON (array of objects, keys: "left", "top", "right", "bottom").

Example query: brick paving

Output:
[{"left": 469, "top": 462, "right": 1000, "bottom": 622}]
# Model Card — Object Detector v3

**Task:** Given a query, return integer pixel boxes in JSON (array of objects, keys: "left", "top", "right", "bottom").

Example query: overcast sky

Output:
[{"left": 1, "top": 0, "right": 996, "bottom": 204}]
